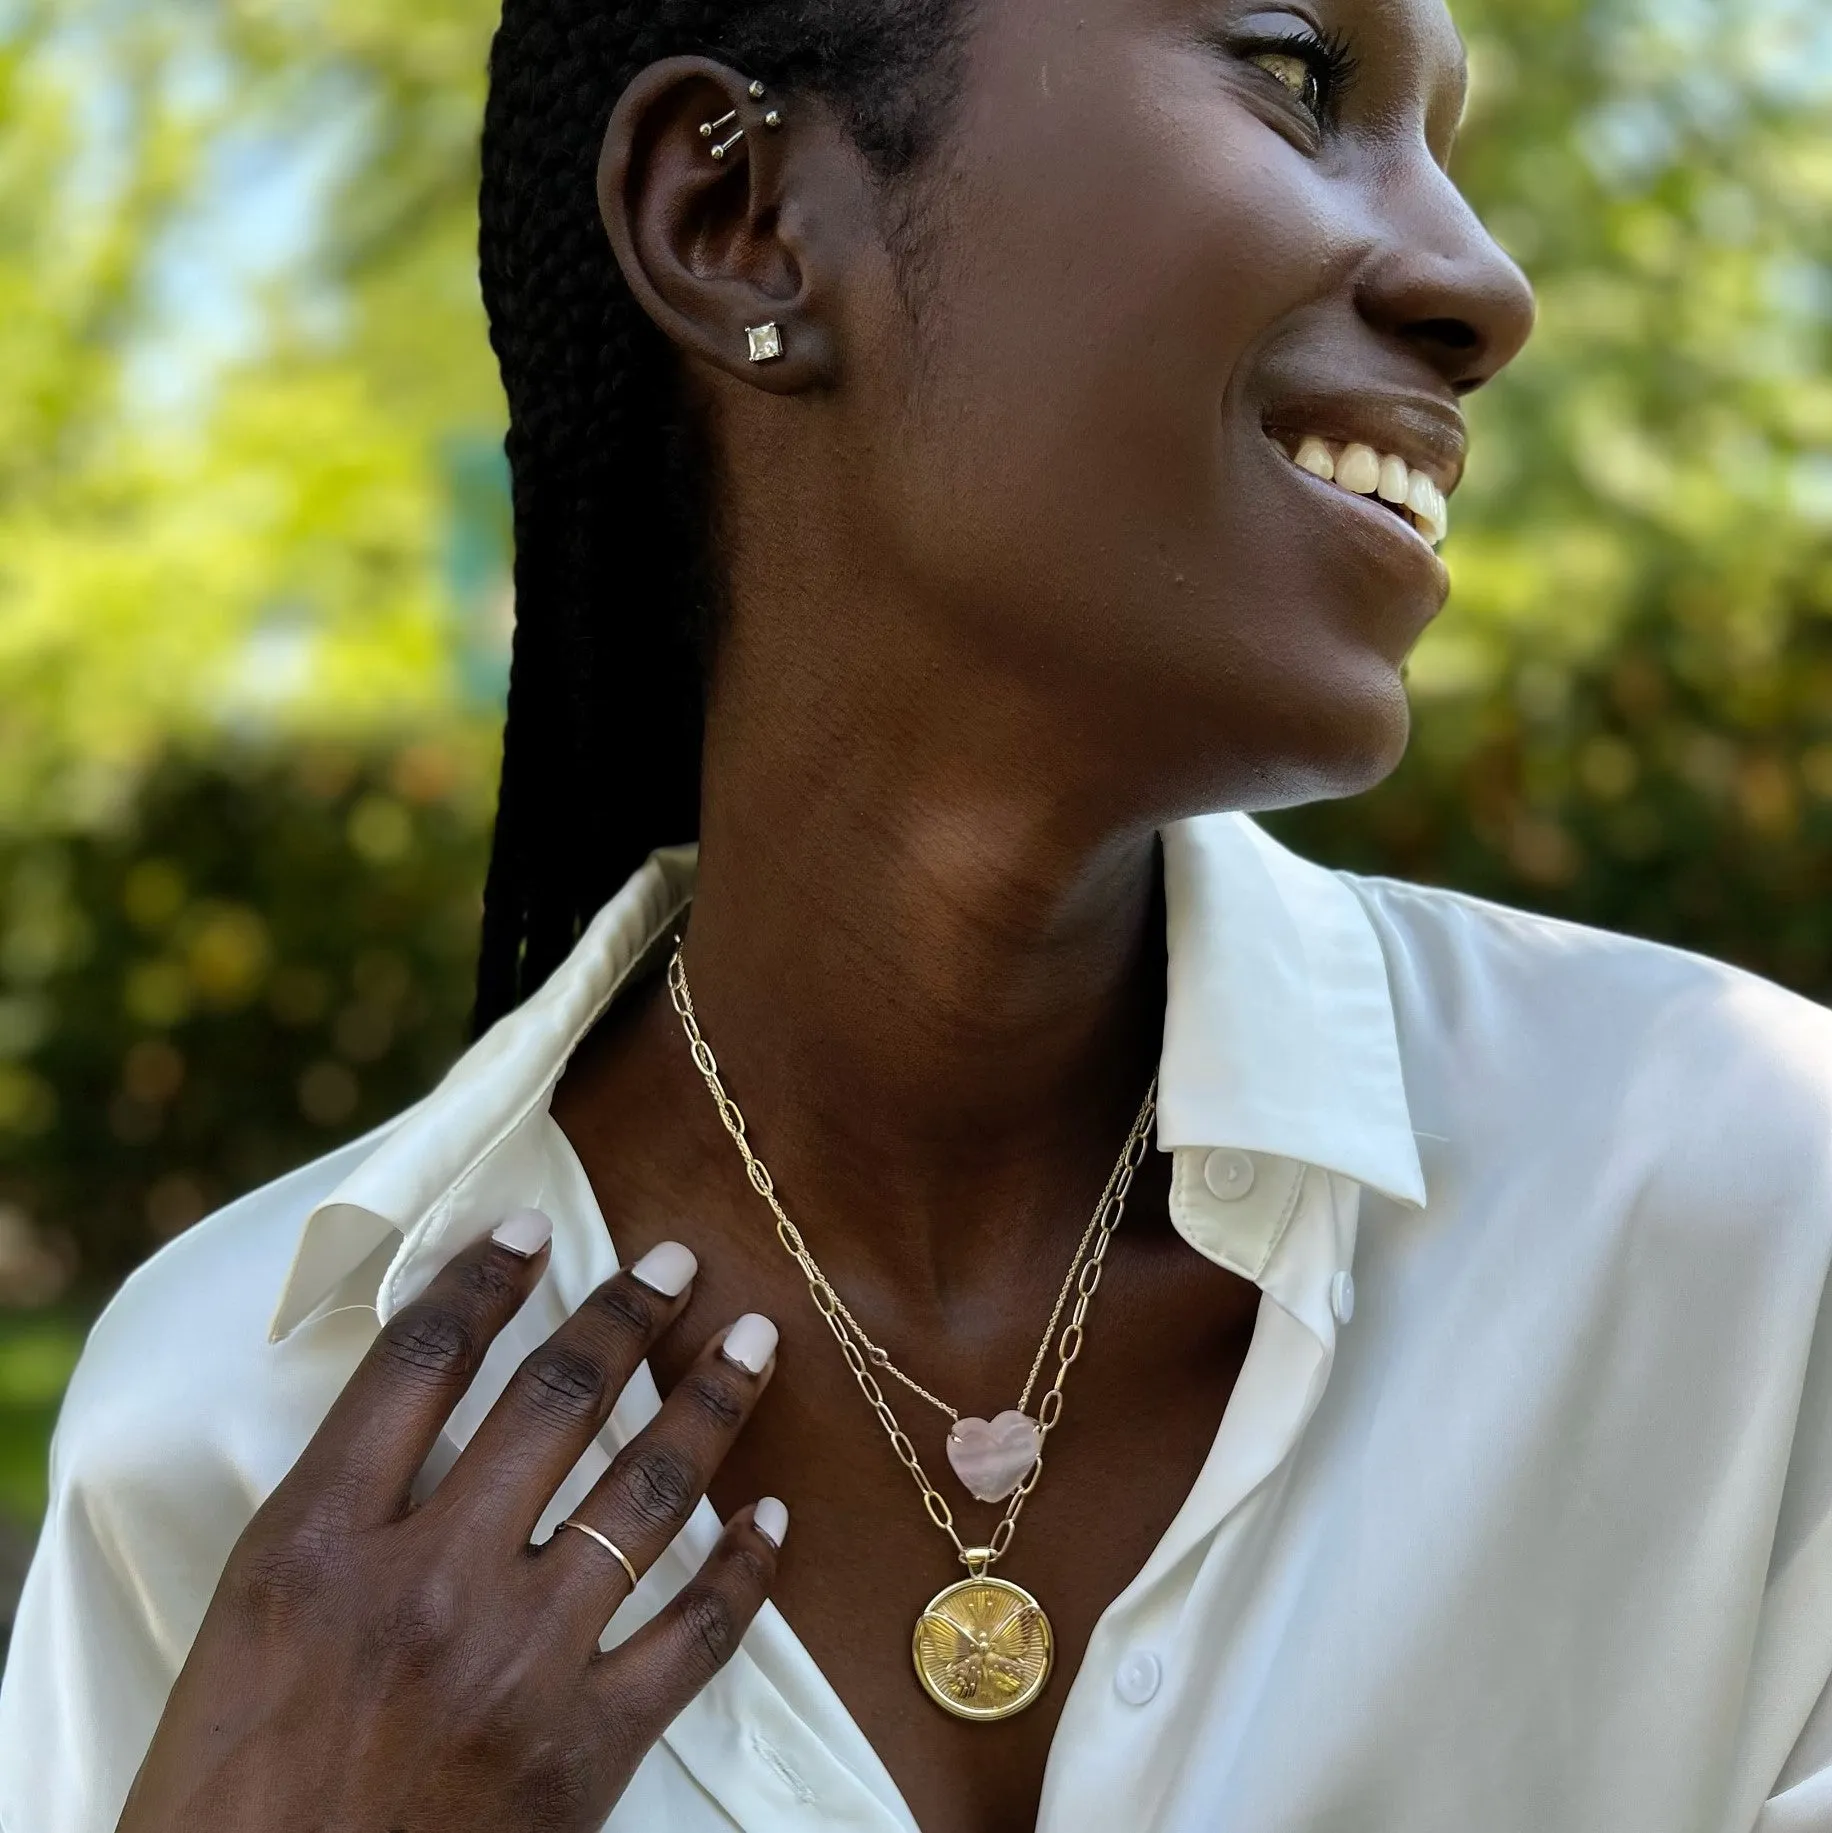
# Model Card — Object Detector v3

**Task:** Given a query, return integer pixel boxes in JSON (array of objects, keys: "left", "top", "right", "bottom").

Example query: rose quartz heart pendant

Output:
[{"left": 945, "top": 1410, "right": 1042, "bottom": 1503}]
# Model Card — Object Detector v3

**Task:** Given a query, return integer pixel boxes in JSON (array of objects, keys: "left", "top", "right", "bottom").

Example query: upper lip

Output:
[{"left": 1261, "top": 391, "right": 1468, "bottom": 496}]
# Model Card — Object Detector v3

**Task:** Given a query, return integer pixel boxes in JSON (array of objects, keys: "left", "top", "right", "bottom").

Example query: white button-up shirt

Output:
[{"left": 6, "top": 811, "right": 1832, "bottom": 1832}]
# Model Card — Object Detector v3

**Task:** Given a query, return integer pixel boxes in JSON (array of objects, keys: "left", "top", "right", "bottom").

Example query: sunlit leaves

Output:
[{"left": 0, "top": 0, "right": 505, "bottom": 829}]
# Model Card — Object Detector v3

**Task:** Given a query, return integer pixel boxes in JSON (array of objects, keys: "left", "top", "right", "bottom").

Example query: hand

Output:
[{"left": 116, "top": 1211, "right": 784, "bottom": 1833}]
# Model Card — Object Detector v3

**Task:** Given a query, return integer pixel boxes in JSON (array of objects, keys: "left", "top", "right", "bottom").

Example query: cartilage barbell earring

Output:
[
  {"left": 748, "top": 77, "right": 786, "bottom": 129},
  {"left": 699, "top": 79, "right": 784, "bottom": 161}
]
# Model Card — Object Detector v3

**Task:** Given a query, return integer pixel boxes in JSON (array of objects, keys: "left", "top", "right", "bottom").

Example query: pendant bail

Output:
[{"left": 960, "top": 1545, "right": 996, "bottom": 1577}]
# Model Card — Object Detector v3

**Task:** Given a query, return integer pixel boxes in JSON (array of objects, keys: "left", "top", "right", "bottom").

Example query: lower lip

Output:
[{"left": 1265, "top": 436, "right": 1450, "bottom": 593}]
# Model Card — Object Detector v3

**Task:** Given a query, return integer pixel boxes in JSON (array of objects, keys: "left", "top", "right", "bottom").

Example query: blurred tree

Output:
[
  {"left": 0, "top": 0, "right": 507, "bottom": 833},
  {"left": 0, "top": 0, "right": 510, "bottom": 1315},
  {"left": 0, "top": 741, "right": 492, "bottom": 1295}
]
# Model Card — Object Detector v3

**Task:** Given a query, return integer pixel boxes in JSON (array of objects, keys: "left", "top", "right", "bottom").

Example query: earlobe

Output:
[{"left": 595, "top": 55, "right": 829, "bottom": 392}]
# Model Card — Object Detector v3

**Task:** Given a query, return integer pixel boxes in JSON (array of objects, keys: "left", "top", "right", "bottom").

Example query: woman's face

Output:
[{"left": 839, "top": 0, "right": 1536, "bottom": 816}]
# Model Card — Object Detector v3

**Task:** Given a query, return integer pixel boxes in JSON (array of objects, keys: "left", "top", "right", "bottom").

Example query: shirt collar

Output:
[
  {"left": 1157, "top": 813, "right": 1426, "bottom": 1207},
  {"left": 269, "top": 812, "right": 1424, "bottom": 1342}
]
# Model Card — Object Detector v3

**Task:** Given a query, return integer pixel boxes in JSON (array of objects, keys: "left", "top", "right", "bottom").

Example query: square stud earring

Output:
[{"left": 746, "top": 322, "right": 783, "bottom": 362}]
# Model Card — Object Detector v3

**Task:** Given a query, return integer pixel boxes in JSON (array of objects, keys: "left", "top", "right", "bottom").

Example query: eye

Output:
[
  {"left": 1241, "top": 28, "right": 1359, "bottom": 127},
  {"left": 1249, "top": 50, "right": 1322, "bottom": 115}
]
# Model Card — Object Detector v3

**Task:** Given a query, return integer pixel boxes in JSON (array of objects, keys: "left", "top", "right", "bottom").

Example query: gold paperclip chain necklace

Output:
[
  {"left": 667, "top": 937, "right": 1157, "bottom": 1721},
  {"left": 669, "top": 936, "right": 1140, "bottom": 1505}
]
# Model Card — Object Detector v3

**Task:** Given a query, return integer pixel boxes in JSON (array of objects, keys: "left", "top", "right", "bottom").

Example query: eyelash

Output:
[{"left": 1241, "top": 26, "right": 1361, "bottom": 127}]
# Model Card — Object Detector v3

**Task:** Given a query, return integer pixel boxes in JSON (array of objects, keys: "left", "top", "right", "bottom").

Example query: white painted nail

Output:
[
  {"left": 491, "top": 1207, "right": 552, "bottom": 1259},
  {"left": 628, "top": 1240, "right": 697, "bottom": 1297},
  {"left": 721, "top": 1313, "right": 778, "bottom": 1376},
  {"left": 754, "top": 1496, "right": 789, "bottom": 1548}
]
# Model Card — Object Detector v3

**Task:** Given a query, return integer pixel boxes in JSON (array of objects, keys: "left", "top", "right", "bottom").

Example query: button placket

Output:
[
  {"left": 1203, "top": 1148, "right": 1256, "bottom": 1200},
  {"left": 1170, "top": 1149, "right": 1306, "bottom": 1282},
  {"left": 1114, "top": 1650, "right": 1163, "bottom": 1705},
  {"left": 1331, "top": 1268, "right": 1356, "bottom": 1324}
]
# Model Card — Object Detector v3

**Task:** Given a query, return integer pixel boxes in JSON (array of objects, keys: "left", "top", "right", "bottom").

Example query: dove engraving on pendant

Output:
[{"left": 945, "top": 1410, "right": 1042, "bottom": 1503}]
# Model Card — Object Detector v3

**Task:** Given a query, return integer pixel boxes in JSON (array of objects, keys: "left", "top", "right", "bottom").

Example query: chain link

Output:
[{"left": 667, "top": 937, "right": 1156, "bottom": 1571}]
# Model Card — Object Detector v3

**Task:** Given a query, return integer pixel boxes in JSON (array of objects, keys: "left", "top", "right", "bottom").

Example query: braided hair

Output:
[{"left": 473, "top": 0, "right": 974, "bottom": 1033}]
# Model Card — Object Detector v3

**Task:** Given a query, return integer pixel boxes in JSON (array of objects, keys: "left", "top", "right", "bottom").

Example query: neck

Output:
[
  {"left": 669, "top": 639, "right": 1167, "bottom": 1294},
  {"left": 686, "top": 792, "right": 1163, "bottom": 1154}
]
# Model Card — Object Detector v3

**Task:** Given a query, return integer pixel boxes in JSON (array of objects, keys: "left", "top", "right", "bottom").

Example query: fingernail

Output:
[
  {"left": 721, "top": 1313, "right": 778, "bottom": 1376},
  {"left": 628, "top": 1240, "right": 697, "bottom": 1297},
  {"left": 491, "top": 1207, "right": 552, "bottom": 1259},
  {"left": 754, "top": 1496, "right": 789, "bottom": 1548}
]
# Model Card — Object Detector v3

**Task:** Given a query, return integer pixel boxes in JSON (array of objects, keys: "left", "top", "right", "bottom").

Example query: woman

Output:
[{"left": 4, "top": 0, "right": 1831, "bottom": 1825}]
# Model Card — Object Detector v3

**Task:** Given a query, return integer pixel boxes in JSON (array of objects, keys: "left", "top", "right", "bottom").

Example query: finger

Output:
[
  {"left": 540, "top": 1313, "right": 778, "bottom": 1632},
  {"left": 588, "top": 1502, "right": 786, "bottom": 1732},
  {"left": 274, "top": 1208, "right": 554, "bottom": 1525},
  {"left": 434, "top": 1240, "right": 702, "bottom": 1541}
]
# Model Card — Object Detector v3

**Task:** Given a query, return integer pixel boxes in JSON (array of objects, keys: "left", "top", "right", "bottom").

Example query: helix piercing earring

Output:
[
  {"left": 700, "top": 80, "right": 783, "bottom": 160},
  {"left": 700, "top": 109, "right": 741, "bottom": 159},
  {"left": 748, "top": 77, "right": 786, "bottom": 126},
  {"left": 746, "top": 322, "right": 783, "bottom": 363}
]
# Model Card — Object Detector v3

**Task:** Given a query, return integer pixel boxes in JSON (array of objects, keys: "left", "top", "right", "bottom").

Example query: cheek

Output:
[
  {"left": 882, "top": 43, "right": 1340, "bottom": 656},
  {"left": 857, "top": 30, "right": 1416, "bottom": 801}
]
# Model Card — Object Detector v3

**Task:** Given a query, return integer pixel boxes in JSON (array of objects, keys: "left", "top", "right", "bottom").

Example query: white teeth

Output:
[
  {"left": 1294, "top": 436, "right": 1335, "bottom": 481},
  {"left": 1407, "top": 469, "right": 1447, "bottom": 544},
  {"left": 1275, "top": 432, "right": 1450, "bottom": 549},
  {"left": 1335, "top": 443, "right": 1382, "bottom": 494}
]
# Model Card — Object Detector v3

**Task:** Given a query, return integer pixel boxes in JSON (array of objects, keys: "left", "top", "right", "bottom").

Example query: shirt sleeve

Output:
[
  {"left": 1756, "top": 1670, "right": 1832, "bottom": 1829},
  {"left": 1742, "top": 1265, "right": 1832, "bottom": 1831},
  {"left": 0, "top": 1413, "right": 198, "bottom": 1833},
  {"left": 1751, "top": 1606, "right": 1832, "bottom": 1829},
  {"left": 0, "top": 1139, "right": 378, "bottom": 1833},
  {"left": 0, "top": 1312, "right": 338, "bottom": 1832},
  {"left": 1761, "top": 1758, "right": 1832, "bottom": 1827}
]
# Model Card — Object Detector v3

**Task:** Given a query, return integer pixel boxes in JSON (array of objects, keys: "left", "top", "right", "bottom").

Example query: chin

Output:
[
  {"left": 1327, "top": 674, "right": 1414, "bottom": 795},
  {"left": 1222, "top": 665, "right": 1415, "bottom": 815}
]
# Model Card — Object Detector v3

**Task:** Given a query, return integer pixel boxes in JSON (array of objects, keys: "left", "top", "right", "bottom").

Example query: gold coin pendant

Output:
[{"left": 912, "top": 1574, "right": 1054, "bottom": 1721}]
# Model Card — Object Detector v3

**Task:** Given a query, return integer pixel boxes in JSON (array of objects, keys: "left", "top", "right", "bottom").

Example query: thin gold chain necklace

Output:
[
  {"left": 668, "top": 940, "right": 1137, "bottom": 1505},
  {"left": 667, "top": 937, "right": 1158, "bottom": 1720}
]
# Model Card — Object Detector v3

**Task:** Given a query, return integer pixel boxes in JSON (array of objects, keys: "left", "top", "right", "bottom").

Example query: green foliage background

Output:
[{"left": 0, "top": 0, "right": 1826, "bottom": 1531}]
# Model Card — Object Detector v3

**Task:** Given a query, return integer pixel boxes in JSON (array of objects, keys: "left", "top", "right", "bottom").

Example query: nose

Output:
[{"left": 1355, "top": 158, "right": 1537, "bottom": 396}]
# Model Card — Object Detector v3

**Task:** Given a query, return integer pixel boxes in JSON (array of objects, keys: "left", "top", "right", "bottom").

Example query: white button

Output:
[
  {"left": 1331, "top": 1270, "right": 1356, "bottom": 1324},
  {"left": 1114, "top": 1649, "right": 1162, "bottom": 1705},
  {"left": 1202, "top": 1149, "right": 1255, "bottom": 1201}
]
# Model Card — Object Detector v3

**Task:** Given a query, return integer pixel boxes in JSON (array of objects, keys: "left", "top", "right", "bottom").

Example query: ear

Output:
[{"left": 598, "top": 56, "right": 842, "bottom": 393}]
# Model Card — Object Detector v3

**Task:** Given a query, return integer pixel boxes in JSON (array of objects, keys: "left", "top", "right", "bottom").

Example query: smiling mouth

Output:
[{"left": 1265, "top": 431, "right": 1450, "bottom": 548}]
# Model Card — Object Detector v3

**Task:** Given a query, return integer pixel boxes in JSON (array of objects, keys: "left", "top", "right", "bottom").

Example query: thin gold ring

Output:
[{"left": 556, "top": 1518, "right": 639, "bottom": 1588}]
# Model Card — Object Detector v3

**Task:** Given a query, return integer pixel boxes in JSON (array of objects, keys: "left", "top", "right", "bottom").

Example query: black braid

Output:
[{"left": 473, "top": 0, "right": 976, "bottom": 1033}]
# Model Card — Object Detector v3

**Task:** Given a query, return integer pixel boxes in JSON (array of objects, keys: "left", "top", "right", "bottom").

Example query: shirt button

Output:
[
  {"left": 1114, "top": 1650, "right": 1162, "bottom": 1706},
  {"left": 1331, "top": 1269, "right": 1356, "bottom": 1324},
  {"left": 1202, "top": 1149, "right": 1255, "bottom": 1201}
]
